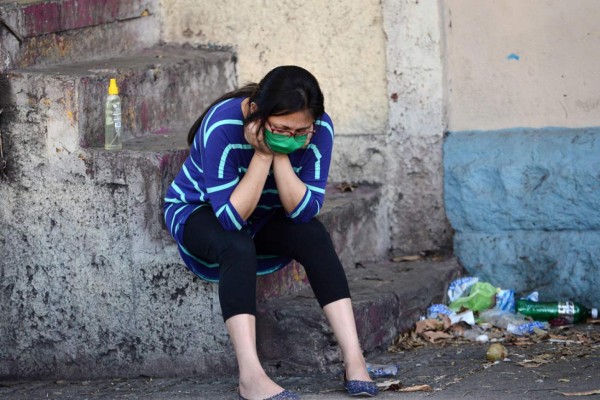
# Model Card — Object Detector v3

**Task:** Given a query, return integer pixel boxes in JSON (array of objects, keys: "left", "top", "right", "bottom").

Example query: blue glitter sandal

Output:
[
  {"left": 238, "top": 389, "right": 300, "bottom": 400},
  {"left": 343, "top": 374, "right": 379, "bottom": 397}
]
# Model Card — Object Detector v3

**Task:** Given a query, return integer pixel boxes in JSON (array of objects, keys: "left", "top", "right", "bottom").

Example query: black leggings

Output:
[{"left": 183, "top": 206, "right": 351, "bottom": 321}]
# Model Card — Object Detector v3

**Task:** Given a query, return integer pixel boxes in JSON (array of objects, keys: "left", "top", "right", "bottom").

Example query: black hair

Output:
[{"left": 187, "top": 65, "right": 325, "bottom": 145}]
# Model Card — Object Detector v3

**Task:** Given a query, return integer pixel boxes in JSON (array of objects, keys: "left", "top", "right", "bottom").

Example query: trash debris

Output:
[
  {"left": 398, "top": 384, "right": 433, "bottom": 393},
  {"left": 449, "top": 310, "right": 476, "bottom": 326},
  {"left": 479, "top": 308, "right": 528, "bottom": 329},
  {"left": 376, "top": 380, "right": 432, "bottom": 393},
  {"left": 375, "top": 379, "right": 402, "bottom": 392},
  {"left": 506, "top": 321, "right": 548, "bottom": 336},
  {"left": 427, "top": 304, "right": 454, "bottom": 319},
  {"left": 516, "top": 353, "right": 554, "bottom": 368},
  {"left": 366, "top": 363, "right": 399, "bottom": 378},
  {"left": 449, "top": 281, "right": 498, "bottom": 312},
  {"left": 516, "top": 299, "right": 598, "bottom": 325},
  {"left": 391, "top": 276, "right": 600, "bottom": 357},
  {"left": 448, "top": 277, "right": 479, "bottom": 302},
  {"left": 559, "top": 389, "right": 600, "bottom": 396},
  {"left": 415, "top": 318, "right": 453, "bottom": 343},
  {"left": 486, "top": 343, "right": 508, "bottom": 361},
  {"left": 391, "top": 254, "right": 422, "bottom": 262},
  {"left": 495, "top": 289, "right": 515, "bottom": 312}
]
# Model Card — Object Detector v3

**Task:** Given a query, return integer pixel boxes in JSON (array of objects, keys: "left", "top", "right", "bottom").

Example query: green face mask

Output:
[{"left": 264, "top": 129, "right": 308, "bottom": 154}]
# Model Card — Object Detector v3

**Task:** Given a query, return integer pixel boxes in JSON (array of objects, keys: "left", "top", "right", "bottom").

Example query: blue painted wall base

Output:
[{"left": 444, "top": 127, "right": 600, "bottom": 308}]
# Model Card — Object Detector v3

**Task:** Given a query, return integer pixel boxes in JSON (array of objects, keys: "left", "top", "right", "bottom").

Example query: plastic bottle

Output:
[
  {"left": 366, "top": 363, "right": 399, "bottom": 378},
  {"left": 104, "top": 78, "right": 122, "bottom": 150},
  {"left": 516, "top": 299, "right": 598, "bottom": 324}
]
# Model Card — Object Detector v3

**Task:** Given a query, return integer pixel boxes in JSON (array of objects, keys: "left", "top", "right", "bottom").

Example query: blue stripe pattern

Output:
[
  {"left": 219, "top": 144, "right": 253, "bottom": 178},
  {"left": 163, "top": 97, "right": 335, "bottom": 282}
]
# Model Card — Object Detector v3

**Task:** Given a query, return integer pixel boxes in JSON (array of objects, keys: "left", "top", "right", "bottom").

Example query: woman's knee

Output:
[
  {"left": 293, "top": 218, "right": 331, "bottom": 243},
  {"left": 215, "top": 231, "right": 257, "bottom": 265}
]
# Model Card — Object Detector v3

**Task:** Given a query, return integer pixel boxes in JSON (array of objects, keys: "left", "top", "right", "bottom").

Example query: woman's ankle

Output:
[
  {"left": 238, "top": 372, "right": 284, "bottom": 399},
  {"left": 344, "top": 356, "right": 372, "bottom": 382}
]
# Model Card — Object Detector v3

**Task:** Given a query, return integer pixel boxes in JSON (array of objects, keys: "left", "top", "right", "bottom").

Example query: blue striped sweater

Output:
[{"left": 164, "top": 97, "right": 334, "bottom": 282}]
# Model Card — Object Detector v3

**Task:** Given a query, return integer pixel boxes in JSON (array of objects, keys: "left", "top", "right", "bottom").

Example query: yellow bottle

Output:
[{"left": 104, "top": 78, "right": 122, "bottom": 150}]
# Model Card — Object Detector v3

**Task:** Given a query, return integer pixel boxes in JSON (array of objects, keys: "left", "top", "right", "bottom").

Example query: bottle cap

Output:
[
  {"left": 592, "top": 308, "right": 598, "bottom": 319},
  {"left": 108, "top": 78, "right": 119, "bottom": 95}
]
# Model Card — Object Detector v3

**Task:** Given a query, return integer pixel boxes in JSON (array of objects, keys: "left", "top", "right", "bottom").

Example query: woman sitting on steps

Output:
[{"left": 164, "top": 65, "right": 378, "bottom": 399}]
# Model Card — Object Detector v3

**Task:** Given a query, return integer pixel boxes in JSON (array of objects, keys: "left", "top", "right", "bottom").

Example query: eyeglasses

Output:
[{"left": 266, "top": 121, "right": 315, "bottom": 138}]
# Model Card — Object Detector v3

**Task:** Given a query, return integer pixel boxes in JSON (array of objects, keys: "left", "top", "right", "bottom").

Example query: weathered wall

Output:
[
  {"left": 382, "top": 0, "right": 451, "bottom": 253},
  {"left": 445, "top": 0, "right": 600, "bottom": 131},
  {"left": 160, "top": 0, "right": 388, "bottom": 136},
  {"left": 159, "top": 0, "right": 452, "bottom": 254},
  {"left": 443, "top": 0, "right": 600, "bottom": 304},
  {"left": 0, "top": 51, "right": 238, "bottom": 379}
]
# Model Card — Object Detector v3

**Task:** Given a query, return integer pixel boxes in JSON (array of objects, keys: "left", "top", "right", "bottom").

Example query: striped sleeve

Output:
[
  {"left": 199, "top": 107, "right": 250, "bottom": 231},
  {"left": 287, "top": 114, "right": 334, "bottom": 223}
]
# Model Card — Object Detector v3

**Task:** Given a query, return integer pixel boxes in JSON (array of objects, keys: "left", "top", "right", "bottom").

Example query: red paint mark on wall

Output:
[
  {"left": 23, "top": 2, "right": 61, "bottom": 37},
  {"left": 60, "top": 0, "right": 120, "bottom": 31},
  {"left": 22, "top": 0, "right": 145, "bottom": 37}
]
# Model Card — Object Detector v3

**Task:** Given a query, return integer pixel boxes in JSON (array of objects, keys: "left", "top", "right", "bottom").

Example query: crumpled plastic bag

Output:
[
  {"left": 448, "top": 277, "right": 479, "bottom": 302},
  {"left": 495, "top": 289, "right": 515, "bottom": 312},
  {"left": 449, "top": 281, "right": 499, "bottom": 312}
]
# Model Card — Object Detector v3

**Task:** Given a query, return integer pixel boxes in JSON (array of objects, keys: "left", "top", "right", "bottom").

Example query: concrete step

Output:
[
  {"left": 5, "top": 45, "right": 236, "bottom": 147},
  {"left": 256, "top": 257, "right": 465, "bottom": 375},
  {"left": 0, "top": 0, "right": 160, "bottom": 70}
]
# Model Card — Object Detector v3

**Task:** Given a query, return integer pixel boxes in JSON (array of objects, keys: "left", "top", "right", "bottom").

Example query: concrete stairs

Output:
[
  {"left": 0, "top": 0, "right": 160, "bottom": 70},
  {"left": 0, "top": 0, "right": 464, "bottom": 381}
]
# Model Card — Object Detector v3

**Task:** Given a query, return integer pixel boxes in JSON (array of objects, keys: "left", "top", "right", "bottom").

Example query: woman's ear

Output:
[{"left": 250, "top": 102, "right": 258, "bottom": 113}]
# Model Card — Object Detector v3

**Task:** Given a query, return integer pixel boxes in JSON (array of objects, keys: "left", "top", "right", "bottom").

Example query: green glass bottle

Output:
[{"left": 516, "top": 299, "right": 598, "bottom": 324}]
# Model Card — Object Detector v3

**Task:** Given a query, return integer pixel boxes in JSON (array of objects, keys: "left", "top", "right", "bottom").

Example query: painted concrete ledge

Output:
[{"left": 444, "top": 127, "right": 600, "bottom": 306}]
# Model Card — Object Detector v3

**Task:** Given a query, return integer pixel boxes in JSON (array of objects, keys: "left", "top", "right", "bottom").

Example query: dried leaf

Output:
[
  {"left": 422, "top": 330, "right": 453, "bottom": 343},
  {"left": 336, "top": 182, "right": 358, "bottom": 192},
  {"left": 560, "top": 389, "right": 600, "bottom": 396},
  {"left": 399, "top": 384, "right": 433, "bottom": 392},
  {"left": 415, "top": 319, "right": 444, "bottom": 334},
  {"left": 388, "top": 331, "right": 427, "bottom": 352},
  {"left": 376, "top": 379, "right": 403, "bottom": 391},
  {"left": 441, "top": 314, "right": 452, "bottom": 330},
  {"left": 448, "top": 323, "right": 467, "bottom": 337},
  {"left": 392, "top": 255, "right": 422, "bottom": 262},
  {"left": 517, "top": 353, "right": 554, "bottom": 368}
]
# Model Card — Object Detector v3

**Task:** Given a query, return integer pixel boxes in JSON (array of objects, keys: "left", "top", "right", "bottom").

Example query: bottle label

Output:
[
  {"left": 558, "top": 301, "right": 575, "bottom": 323},
  {"left": 112, "top": 104, "right": 122, "bottom": 130}
]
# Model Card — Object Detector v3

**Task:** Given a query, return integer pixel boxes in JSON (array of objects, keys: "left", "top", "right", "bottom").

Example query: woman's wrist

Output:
[
  {"left": 253, "top": 150, "right": 274, "bottom": 162},
  {"left": 272, "top": 152, "right": 289, "bottom": 162}
]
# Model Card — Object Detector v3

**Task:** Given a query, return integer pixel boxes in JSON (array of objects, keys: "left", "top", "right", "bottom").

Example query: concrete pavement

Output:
[{"left": 2, "top": 323, "right": 598, "bottom": 399}]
